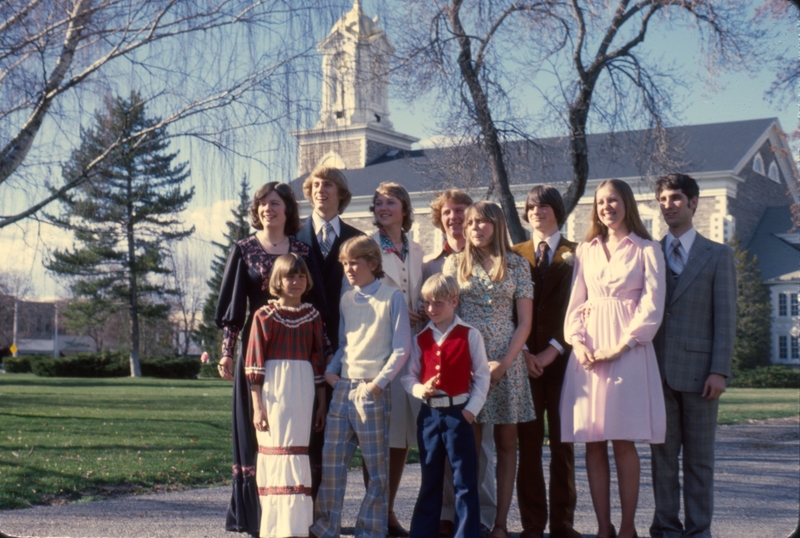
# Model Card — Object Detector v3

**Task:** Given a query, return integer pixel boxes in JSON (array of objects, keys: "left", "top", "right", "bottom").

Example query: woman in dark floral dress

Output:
[{"left": 215, "top": 182, "right": 329, "bottom": 536}]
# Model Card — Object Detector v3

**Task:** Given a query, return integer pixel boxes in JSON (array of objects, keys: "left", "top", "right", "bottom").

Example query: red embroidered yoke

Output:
[
  {"left": 245, "top": 301, "right": 325, "bottom": 386},
  {"left": 417, "top": 324, "right": 472, "bottom": 397}
]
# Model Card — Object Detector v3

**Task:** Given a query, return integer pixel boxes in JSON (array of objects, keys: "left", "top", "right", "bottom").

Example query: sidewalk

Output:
[{"left": 1, "top": 418, "right": 797, "bottom": 538}]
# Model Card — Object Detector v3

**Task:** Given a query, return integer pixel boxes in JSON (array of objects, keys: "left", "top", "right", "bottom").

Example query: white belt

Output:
[{"left": 426, "top": 393, "right": 469, "bottom": 408}]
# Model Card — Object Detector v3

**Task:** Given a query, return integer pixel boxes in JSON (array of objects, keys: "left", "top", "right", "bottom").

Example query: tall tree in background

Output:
[
  {"left": 47, "top": 92, "right": 195, "bottom": 377},
  {"left": 730, "top": 236, "right": 772, "bottom": 371},
  {"left": 391, "top": 0, "right": 760, "bottom": 243},
  {"left": 195, "top": 175, "right": 252, "bottom": 361}
]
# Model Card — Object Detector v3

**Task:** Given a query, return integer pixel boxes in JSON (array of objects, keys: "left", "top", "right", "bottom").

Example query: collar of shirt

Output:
[
  {"left": 422, "top": 315, "right": 472, "bottom": 345},
  {"left": 378, "top": 227, "right": 409, "bottom": 261},
  {"left": 666, "top": 227, "right": 697, "bottom": 260},
  {"left": 353, "top": 278, "right": 381, "bottom": 298},
  {"left": 532, "top": 230, "right": 561, "bottom": 263},
  {"left": 311, "top": 211, "right": 341, "bottom": 237}
]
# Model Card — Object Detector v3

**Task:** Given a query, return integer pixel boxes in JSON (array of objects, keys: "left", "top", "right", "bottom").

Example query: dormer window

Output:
[
  {"left": 753, "top": 153, "right": 765, "bottom": 175},
  {"left": 335, "top": 111, "right": 344, "bottom": 119},
  {"left": 768, "top": 161, "right": 780, "bottom": 182}
]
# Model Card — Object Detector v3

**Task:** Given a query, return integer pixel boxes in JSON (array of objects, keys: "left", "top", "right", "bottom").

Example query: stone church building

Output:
[{"left": 290, "top": 1, "right": 799, "bottom": 364}]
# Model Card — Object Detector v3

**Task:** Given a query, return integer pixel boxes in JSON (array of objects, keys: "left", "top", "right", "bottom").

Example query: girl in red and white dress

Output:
[{"left": 245, "top": 253, "right": 326, "bottom": 538}]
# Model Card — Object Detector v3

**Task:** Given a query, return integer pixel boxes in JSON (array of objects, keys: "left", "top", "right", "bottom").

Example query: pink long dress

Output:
[{"left": 560, "top": 233, "right": 667, "bottom": 443}]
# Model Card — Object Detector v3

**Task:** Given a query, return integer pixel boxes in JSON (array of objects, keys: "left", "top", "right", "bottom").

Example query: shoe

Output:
[
  {"left": 387, "top": 512, "right": 409, "bottom": 538},
  {"left": 550, "top": 528, "right": 582, "bottom": 538},
  {"left": 480, "top": 525, "right": 492, "bottom": 538},
  {"left": 491, "top": 524, "right": 508, "bottom": 538},
  {"left": 439, "top": 520, "right": 455, "bottom": 537},
  {"left": 519, "top": 529, "right": 544, "bottom": 538},
  {"left": 596, "top": 525, "right": 617, "bottom": 538}
]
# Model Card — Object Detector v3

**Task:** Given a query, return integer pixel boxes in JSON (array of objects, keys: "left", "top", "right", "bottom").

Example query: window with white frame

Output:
[
  {"left": 792, "top": 337, "right": 800, "bottom": 360},
  {"left": 753, "top": 153, "right": 765, "bottom": 175},
  {"left": 779, "top": 335, "right": 788, "bottom": 359},
  {"left": 643, "top": 218, "right": 653, "bottom": 238},
  {"left": 768, "top": 161, "right": 780, "bottom": 182},
  {"left": 792, "top": 293, "right": 799, "bottom": 316},
  {"left": 779, "top": 293, "right": 787, "bottom": 316}
]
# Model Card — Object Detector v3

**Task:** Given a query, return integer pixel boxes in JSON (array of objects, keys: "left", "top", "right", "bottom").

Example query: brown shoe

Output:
[
  {"left": 439, "top": 520, "right": 455, "bottom": 537},
  {"left": 519, "top": 529, "right": 544, "bottom": 538},
  {"left": 550, "top": 528, "right": 582, "bottom": 538}
]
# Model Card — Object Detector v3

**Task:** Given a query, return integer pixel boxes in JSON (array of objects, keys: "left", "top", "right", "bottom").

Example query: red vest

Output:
[{"left": 417, "top": 324, "right": 472, "bottom": 397}]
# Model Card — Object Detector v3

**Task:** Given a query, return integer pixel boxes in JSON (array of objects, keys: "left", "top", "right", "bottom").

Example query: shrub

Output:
[
  {"left": 30, "top": 352, "right": 128, "bottom": 378},
  {"left": 730, "top": 366, "right": 800, "bottom": 389},
  {"left": 3, "top": 355, "right": 39, "bottom": 373},
  {"left": 198, "top": 359, "right": 220, "bottom": 378},
  {"left": 140, "top": 356, "right": 200, "bottom": 379}
]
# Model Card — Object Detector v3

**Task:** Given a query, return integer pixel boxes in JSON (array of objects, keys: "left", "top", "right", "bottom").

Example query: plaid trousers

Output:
[{"left": 311, "top": 379, "right": 390, "bottom": 538}]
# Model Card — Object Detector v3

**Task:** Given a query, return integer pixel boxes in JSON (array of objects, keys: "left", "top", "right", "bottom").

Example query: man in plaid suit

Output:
[{"left": 650, "top": 173, "right": 737, "bottom": 538}]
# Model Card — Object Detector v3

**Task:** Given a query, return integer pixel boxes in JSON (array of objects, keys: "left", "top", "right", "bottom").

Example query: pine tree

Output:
[
  {"left": 194, "top": 175, "right": 252, "bottom": 360},
  {"left": 47, "top": 92, "right": 195, "bottom": 377},
  {"left": 730, "top": 236, "right": 772, "bottom": 371}
]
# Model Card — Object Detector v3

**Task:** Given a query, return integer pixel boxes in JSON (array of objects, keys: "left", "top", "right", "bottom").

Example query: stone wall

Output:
[
  {"left": 729, "top": 140, "right": 793, "bottom": 245},
  {"left": 298, "top": 139, "right": 362, "bottom": 177}
]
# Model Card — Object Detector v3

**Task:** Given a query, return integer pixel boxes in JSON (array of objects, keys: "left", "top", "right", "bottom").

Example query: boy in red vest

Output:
[{"left": 402, "top": 274, "right": 491, "bottom": 538}]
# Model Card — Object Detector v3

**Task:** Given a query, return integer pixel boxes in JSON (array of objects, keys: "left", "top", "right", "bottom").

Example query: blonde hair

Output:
[
  {"left": 458, "top": 201, "right": 510, "bottom": 283},
  {"left": 370, "top": 182, "right": 414, "bottom": 232},
  {"left": 268, "top": 253, "right": 313, "bottom": 297},
  {"left": 338, "top": 236, "right": 385, "bottom": 279},
  {"left": 302, "top": 166, "right": 352, "bottom": 214},
  {"left": 585, "top": 179, "right": 652, "bottom": 241},
  {"left": 421, "top": 274, "right": 460, "bottom": 302},
  {"left": 430, "top": 189, "right": 473, "bottom": 233}
]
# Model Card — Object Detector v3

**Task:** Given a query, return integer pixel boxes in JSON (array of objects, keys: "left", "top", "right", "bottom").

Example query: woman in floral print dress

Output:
[{"left": 443, "top": 201, "right": 535, "bottom": 538}]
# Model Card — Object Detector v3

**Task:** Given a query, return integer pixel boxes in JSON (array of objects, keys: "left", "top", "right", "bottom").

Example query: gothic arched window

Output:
[
  {"left": 768, "top": 161, "right": 780, "bottom": 182},
  {"left": 753, "top": 153, "right": 765, "bottom": 175}
]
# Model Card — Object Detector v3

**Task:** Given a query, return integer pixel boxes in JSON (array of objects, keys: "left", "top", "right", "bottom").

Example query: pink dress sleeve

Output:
[
  {"left": 621, "top": 241, "right": 666, "bottom": 347},
  {"left": 563, "top": 242, "right": 589, "bottom": 346}
]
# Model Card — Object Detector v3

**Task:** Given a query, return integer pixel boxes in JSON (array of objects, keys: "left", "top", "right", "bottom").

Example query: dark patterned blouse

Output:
[
  {"left": 215, "top": 235, "right": 331, "bottom": 360},
  {"left": 245, "top": 301, "right": 325, "bottom": 387}
]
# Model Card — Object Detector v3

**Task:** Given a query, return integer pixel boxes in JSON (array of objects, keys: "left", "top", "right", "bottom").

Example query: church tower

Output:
[{"left": 292, "top": 0, "right": 418, "bottom": 177}]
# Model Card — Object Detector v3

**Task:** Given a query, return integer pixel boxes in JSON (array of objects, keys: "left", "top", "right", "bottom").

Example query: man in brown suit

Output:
[{"left": 511, "top": 185, "right": 580, "bottom": 538}]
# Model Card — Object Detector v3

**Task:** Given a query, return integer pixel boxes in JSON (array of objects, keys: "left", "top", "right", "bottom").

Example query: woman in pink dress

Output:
[{"left": 560, "top": 179, "right": 666, "bottom": 538}]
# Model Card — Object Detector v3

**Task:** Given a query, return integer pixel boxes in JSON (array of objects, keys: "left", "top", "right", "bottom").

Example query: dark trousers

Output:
[
  {"left": 410, "top": 403, "right": 480, "bottom": 538},
  {"left": 517, "top": 368, "right": 577, "bottom": 534}
]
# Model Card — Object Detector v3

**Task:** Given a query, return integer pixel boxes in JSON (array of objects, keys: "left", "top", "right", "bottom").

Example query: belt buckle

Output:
[{"left": 429, "top": 395, "right": 449, "bottom": 408}]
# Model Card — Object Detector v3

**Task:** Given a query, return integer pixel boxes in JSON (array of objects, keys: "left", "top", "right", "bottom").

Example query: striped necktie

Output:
[
  {"left": 320, "top": 222, "right": 334, "bottom": 258},
  {"left": 670, "top": 238, "right": 684, "bottom": 275}
]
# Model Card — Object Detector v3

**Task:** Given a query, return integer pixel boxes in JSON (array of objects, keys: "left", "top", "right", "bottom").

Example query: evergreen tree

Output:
[
  {"left": 730, "top": 236, "right": 772, "bottom": 371},
  {"left": 195, "top": 175, "right": 252, "bottom": 360},
  {"left": 47, "top": 92, "right": 194, "bottom": 377}
]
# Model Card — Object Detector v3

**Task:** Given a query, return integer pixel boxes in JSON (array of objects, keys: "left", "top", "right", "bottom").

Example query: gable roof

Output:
[
  {"left": 747, "top": 205, "right": 799, "bottom": 281},
  {"left": 290, "top": 118, "right": 779, "bottom": 199}
]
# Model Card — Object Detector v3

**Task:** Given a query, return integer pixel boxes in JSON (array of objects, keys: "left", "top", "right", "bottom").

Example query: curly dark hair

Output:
[{"left": 250, "top": 182, "right": 301, "bottom": 235}]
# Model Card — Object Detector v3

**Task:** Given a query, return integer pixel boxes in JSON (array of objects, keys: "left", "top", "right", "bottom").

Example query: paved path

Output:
[{"left": 1, "top": 418, "right": 798, "bottom": 538}]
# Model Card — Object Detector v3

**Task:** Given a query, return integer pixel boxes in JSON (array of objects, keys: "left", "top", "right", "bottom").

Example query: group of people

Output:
[{"left": 213, "top": 166, "right": 736, "bottom": 538}]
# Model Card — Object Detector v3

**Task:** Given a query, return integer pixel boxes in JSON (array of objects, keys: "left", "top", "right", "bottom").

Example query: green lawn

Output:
[
  {"left": 717, "top": 387, "right": 800, "bottom": 425},
  {"left": 0, "top": 374, "right": 232, "bottom": 509},
  {"left": 0, "top": 376, "right": 797, "bottom": 510}
]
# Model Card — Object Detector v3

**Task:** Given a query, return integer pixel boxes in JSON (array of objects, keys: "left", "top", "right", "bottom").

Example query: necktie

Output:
[
  {"left": 320, "top": 222, "right": 334, "bottom": 258},
  {"left": 537, "top": 241, "right": 550, "bottom": 279},
  {"left": 670, "top": 238, "right": 684, "bottom": 275}
]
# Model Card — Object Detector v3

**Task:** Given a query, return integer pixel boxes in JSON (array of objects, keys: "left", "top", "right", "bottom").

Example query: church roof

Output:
[
  {"left": 746, "top": 205, "right": 799, "bottom": 282},
  {"left": 290, "top": 117, "right": 780, "bottom": 198}
]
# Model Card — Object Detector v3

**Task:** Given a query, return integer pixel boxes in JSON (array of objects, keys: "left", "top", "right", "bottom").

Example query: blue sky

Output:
[{"left": 2, "top": 0, "right": 796, "bottom": 300}]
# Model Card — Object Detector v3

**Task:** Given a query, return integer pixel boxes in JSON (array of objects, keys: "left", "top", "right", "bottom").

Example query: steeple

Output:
[{"left": 291, "top": 1, "right": 418, "bottom": 177}]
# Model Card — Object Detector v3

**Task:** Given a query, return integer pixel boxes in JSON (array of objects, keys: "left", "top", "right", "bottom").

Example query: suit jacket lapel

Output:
[{"left": 669, "top": 234, "right": 713, "bottom": 305}]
